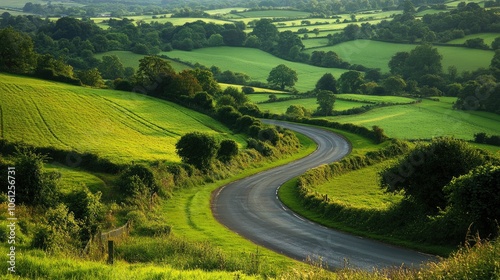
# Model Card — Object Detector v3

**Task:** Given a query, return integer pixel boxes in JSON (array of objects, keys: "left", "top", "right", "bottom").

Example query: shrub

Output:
[
  {"left": 176, "top": 132, "right": 219, "bottom": 171},
  {"left": 217, "top": 139, "right": 239, "bottom": 163}
]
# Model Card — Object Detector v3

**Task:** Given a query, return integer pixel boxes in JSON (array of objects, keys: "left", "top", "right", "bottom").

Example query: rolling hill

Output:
[{"left": 0, "top": 73, "right": 244, "bottom": 164}]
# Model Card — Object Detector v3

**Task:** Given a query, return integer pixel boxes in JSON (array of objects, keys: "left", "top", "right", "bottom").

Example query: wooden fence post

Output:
[{"left": 107, "top": 240, "right": 114, "bottom": 265}]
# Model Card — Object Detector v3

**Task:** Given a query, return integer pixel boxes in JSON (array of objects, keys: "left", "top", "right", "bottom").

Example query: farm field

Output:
[
  {"left": 165, "top": 47, "right": 347, "bottom": 92},
  {"left": 306, "top": 40, "right": 495, "bottom": 73},
  {"left": 446, "top": 32, "right": 500, "bottom": 46},
  {"left": 0, "top": 73, "right": 244, "bottom": 164},
  {"left": 95, "top": 51, "right": 192, "bottom": 72},
  {"left": 327, "top": 97, "right": 500, "bottom": 140},
  {"left": 236, "top": 10, "right": 311, "bottom": 18},
  {"left": 302, "top": 37, "right": 331, "bottom": 49},
  {"left": 276, "top": 19, "right": 385, "bottom": 33},
  {"left": 257, "top": 98, "right": 371, "bottom": 114},
  {"left": 312, "top": 159, "right": 402, "bottom": 210}
]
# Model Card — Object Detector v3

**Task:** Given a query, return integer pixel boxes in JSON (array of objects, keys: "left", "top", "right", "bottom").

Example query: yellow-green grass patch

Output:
[
  {"left": 236, "top": 10, "right": 311, "bottom": 18},
  {"left": 306, "top": 40, "right": 495, "bottom": 73},
  {"left": 325, "top": 98, "right": 500, "bottom": 140},
  {"left": 312, "top": 159, "right": 402, "bottom": 210},
  {"left": 446, "top": 32, "right": 500, "bottom": 46},
  {"left": 164, "top": 47, "right": 347, "bottom": 91},
  {"left": 0, "top": 73, "right": 243, "bottom": 164},
  {"left": 257, "top": 98, "right": 371, "bottom": 114}
]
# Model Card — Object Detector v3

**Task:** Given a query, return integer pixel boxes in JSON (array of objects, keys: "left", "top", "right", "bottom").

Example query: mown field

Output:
[
  {"left": 0, "top": 73, "right": 244, "bottom": 164},
  {"left": 446, "top": 32, "right": 500, "bottom": 46},
  {"left": 327, "top": 97, "right": 500, "bottom": 140},
  {"left": 165, "top": 47, "right": 347, "bottom": 91},
  {"left": 252, "top": 93, "right": 417, "bottom": 115},
  {"left": 306, "top": 40, "right": 495, "bottom": 73}
]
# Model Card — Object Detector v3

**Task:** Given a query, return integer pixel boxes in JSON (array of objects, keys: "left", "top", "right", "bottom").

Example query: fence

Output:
[{"left": 81, "top": 220, "right": 131, "bottom": 259}]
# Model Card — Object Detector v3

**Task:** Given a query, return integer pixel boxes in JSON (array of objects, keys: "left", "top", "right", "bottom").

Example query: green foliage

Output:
[
  {"left": 14, "top": 148, "right": 60, "bottom": 208},
  {"left": 98, "top": 55, "right": 125, "bottom": 80},
  {"left": 0, "top": 27, "right": 36, "bottom": 73},
  {"left": 119, "top": 164, "right": 158, "bottom": 196},
  {"left": 285, "top": 105, "right": 310, "bottom": 118},
  {"left": 76, "top": 68, "right": 104, "bottom": 87},
  {"left": 267, "top": 64, "right": 298, "bottom": 90},
  {"left": 316, "top": 90, "right": 336, "bottom": 116},
  {"left": 217, "top": 139, "right": 239, "bottom": 163},
  {"left": 258, "top": 127, "right": 280, "bottom": 145},
  {"left": 176, "top": 132, "right": 219, "bottom": 171},
  {"left": 315, "top": 73, "right": 338, "bottom": 93},
  {"left": 380, "top": 138, "right": 486, "bottom": 212},
  {"left": 339, "top": 70, "right": 364, "bottom": 93},
  {"left": 66, "top": 186, "right": 105, "bottom": 242},
  {"left": 445, "top": 164, "right": 500, "bottom": 238},
  {"left": 189, "top": 68, "right": 220, "bottom": 95},
  {"left": 31, "top": 204, "right": 81, "bottom": 253},
  {"left": 134, "top": 55, "right": 174, "bottom": 89}
]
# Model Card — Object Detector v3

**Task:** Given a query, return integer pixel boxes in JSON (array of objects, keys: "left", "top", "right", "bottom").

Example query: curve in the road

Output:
[{"left": 211, "top": 120, "right": 436, "bottom": 270}]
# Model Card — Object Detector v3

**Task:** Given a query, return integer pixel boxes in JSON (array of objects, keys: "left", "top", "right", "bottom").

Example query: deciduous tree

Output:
[{"left": 267, "top": 64, "right": 298, "bottom": 90}]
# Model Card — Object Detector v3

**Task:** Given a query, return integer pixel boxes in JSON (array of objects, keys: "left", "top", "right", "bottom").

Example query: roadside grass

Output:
[
  {"left": 446, "top": 32, "right": 500, "bottom": 46},
  {"left": 312, "top": 159, "right": 402, "bottom": 210},
  {"left": 326, "top": 98, "right": 500, "bottom": 140},
  {"left": 160, "top": 131, "right": 320, "bottom": 276},
  {"left": 164, "top": 47, "right": 347, "bottom": 92},
  {"left": 305, "top": 40, "right": 494, "bottom": 73},
  {"left": 0, "top": 73, "right": 244, "bottom": 164},
  {"left": 0, "top": 249, "right": 259, "bottom": 280},
  {"left": 95, "top": 51, "right": 192, "bottom": 72}
]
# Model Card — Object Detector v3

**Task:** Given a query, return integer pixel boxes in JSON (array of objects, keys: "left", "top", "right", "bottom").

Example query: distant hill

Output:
[{"left": 0, "top": 73, "right": 243, "bottom": 164}]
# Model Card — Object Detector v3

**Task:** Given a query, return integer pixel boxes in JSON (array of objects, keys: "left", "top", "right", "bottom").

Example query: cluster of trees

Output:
[
  {"left": 380, "top": 138, "right": 500, "bottom": 242},
  {"left": 0, "top": 149, "right": 104, "bottom": 253},
  {"left": 329, "top": 2, "right": 500, "bottom": 46}
]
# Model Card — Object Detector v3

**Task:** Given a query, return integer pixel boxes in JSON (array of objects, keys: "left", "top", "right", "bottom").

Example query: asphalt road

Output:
[{"left": 211, "top": 120, "right": 436, "bottom": 270}]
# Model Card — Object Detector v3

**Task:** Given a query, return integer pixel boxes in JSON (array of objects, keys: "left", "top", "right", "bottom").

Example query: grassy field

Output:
[
  {"left": 312, "top": 159, "right": 402, "bottom": 210},
  {"left": 446, "top": 32, "right": 500, "bottom": 46},
  {"left": 326, "top": 97, "right": 500, "bottom": 140},
  {"left": 95, "top": 51, "right": 192, "bottom": 72},
  {"left": 236, "top": 10, "right": 311, "bottom": 18},
  {"left": 165, "top": 47, "right": 347, "bottom": 92},
  {"left": 256, "top": 98, "right": 371, "bottom": 114},
  {"left": 0, "top": 73, "right": 244, "bottom": 164},
  {"left": 306, "top": 40, "right": 495, "bottom": 73}
]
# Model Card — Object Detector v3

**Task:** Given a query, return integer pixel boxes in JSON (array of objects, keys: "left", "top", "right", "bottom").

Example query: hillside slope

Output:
[{"left": 0, "top": 73, "right": 243, "bottom": 164}]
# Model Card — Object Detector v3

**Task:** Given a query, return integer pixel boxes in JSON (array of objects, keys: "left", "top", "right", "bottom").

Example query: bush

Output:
[
  {"left": 217, "top": 139, "right": 239, "bottom": 163},
  {"left": 176, "top": 132, "right": 219, "bottom": 171}
]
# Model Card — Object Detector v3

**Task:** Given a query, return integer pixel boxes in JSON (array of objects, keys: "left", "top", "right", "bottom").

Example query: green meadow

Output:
[
  {"left": 0, "top": 73, "right": 244, "bottom": 164},
  {"left": 236, "top": 10, "right": 311, "bottom": 18},
  {"left": 95, "top": 51, "right": 192, "bottom": 72},
  {"left": 327, "top": 97, "right": 500, "bottom": 140},
  {"left": 257, "top": 98, "right": 370, "bottom": 114},
  {"left": 307, "top": 40, "right": 495, "bottom": 73},
  {"left": 165, "top": 47, "right": 347, "bottom": 91},
  {"left": 446, "top": 32, "right": 500, "bottom": 46}
]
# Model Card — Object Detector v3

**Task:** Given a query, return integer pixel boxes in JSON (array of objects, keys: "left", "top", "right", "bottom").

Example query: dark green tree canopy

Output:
[
  {"left": 176, "top": 132, "right": 219, "bottom": 170},
  {"left": 380, "top": 138, "right": 486, "bottom": 212},
  {"left": 267, "top": 64, "right": 298, "bottom": 90},
  {"left": 316, "top": 73, "right": 338, "bottom": 93},
  {"left": 339, "top": 70, "right": 364, "bottom": 93},
  {"left": 0, "top": 27, "right": 36, "bottom": 73},
  {"left": 316, "top": 90, "right": 336, "bottom": 116}
]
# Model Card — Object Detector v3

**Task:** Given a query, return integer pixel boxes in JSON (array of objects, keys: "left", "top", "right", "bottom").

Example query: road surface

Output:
[{"left": 211, "top": 120, "right": 436, "bottom": 270}]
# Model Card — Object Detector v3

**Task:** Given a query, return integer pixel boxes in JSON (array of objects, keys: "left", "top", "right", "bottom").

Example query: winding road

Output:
[{"left": 211, "top": 120, "right": 436, "bottom": 270}]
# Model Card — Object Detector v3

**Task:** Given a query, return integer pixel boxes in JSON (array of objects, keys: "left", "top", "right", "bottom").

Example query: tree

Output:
[
  {"left": 316, "top": 73, "right": 338, "bottom": 93},
  {"left": 0, "top": 27, "right": 36, "bottom": 73},
  {"left": 316, "top": 90, "right": 336, "bottom": 116},
  {"left": 134, "top": 56, "right": 174, "bottom": 90},
  {"left": 176, "top": 132, "right": 219, "bottom": 170},
  {"left": 267, "top": 64, "right": 298, "bottom": 90},
  {"left": 380, "top": 138, "right": 486, "bottom": 212},
  {"left": 404, "top": 44, "right": 442, "bottom": 81},
  {"left": 251, "top": 19, "right": 279, "bottom": 50},
  {"left": 339, "top": 70, "right": 364, "bottom": 93},
  {"left": 389, "top": 51, "right": 410, "bottom": 76},
  {"left": 98, "top": 55, "right": 125, "bottom": 80},
  {"left": 491, "top": 37, "right": 500, "bottom": 50},
  {"left": 382, "top": 75, "right": 406, "bottom": 95},
  {"left": 445, "top": 164, "right": 500, "bottom": 238},
  {"left": 189, "top": 68, "right": 220, "bottom": 95},
  {"left": 217, "top": 139, "right": 239, "bottom": 163},
  {"left": 76, "top": 68, "right": 104, "bottom": 87},
  {"left": 14, "top": 149, "right": 60, "bottom": 208},
  {"left": 208, "top": 34, "right": 224, "bottom": 46}
]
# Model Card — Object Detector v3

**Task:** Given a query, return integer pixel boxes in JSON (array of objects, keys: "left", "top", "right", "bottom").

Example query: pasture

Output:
[
  {"left": 312, "top": 159, "right": 402, "bottom": 210},
  {"left": 327, "top": 97, "right": 500, "bottom": 140},
  {"left": 165, "top": 47, "right": 347, "bottom": 92},
  {"left": 235, "top": 10, "right": 311, "bottom": 18},
  {"left": 0, "top": 73, "right": 244, "bottom": 164},
  {"left": 256, "top": 98, "right": 371, "bottom": 114},
  {"left": 446, "top": 32, "right": 500, "bottom": 46},
  {"left": 306, "top": 40, "right": 495, "bottom": 73}
]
